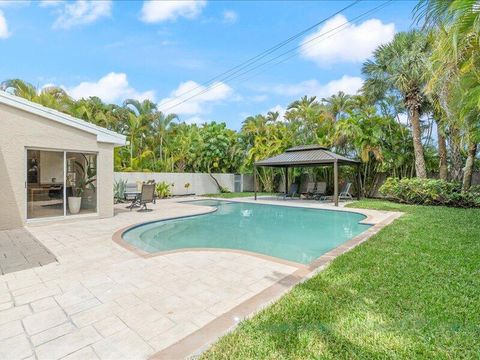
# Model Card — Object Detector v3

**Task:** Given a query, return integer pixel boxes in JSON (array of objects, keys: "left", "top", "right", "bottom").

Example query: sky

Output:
[{"left": 0, "top": 0, "right": 418, "bottom": 130}]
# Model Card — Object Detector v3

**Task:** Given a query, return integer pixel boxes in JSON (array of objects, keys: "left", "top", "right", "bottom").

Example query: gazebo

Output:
[{"left": 253, "top": 145, "right": 361, "bottom": 206}]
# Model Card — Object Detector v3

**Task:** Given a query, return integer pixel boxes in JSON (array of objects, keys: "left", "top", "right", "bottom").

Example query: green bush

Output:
[
  {"left": 155, "top": 181, "right": 172, "bottom": 199},
  {"left": 380, "top": 178, "right": 480, "bottom": 208}
]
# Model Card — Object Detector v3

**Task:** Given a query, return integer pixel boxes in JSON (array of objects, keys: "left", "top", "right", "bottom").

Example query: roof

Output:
[
  {"left": 0, "top": 91, "right": 126, "bottom": 146},
  {"left": 255, "top": 145, "right": 359, "bottom": 167}
]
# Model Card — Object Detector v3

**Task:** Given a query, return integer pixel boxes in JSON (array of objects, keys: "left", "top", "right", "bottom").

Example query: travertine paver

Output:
[
  {"left": 0, "top": 228, "right": 56, "bottom": 275},
  {"left": 0, "top": 198, "right": 394, "bottom": 359}
]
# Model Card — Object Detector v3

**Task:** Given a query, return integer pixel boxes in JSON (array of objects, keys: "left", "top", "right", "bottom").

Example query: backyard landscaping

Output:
[{"left": 202, "top": 200, "right": 480, "bottom": 359}]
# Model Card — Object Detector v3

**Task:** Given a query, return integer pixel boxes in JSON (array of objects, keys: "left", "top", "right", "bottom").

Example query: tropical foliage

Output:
[{"left": 1, "top": 0, "right": 478, "bottom": 194}]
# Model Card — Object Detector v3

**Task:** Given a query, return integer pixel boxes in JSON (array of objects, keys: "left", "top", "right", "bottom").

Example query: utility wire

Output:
[
  {"left": 157, "top": 0, "right": 361, "bottom": 109},
  {"left": 159, "top": 0, "right": 391, "bottom": 114}
]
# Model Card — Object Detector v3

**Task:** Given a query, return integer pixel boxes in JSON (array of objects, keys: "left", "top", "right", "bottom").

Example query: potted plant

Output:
[
  {"left": 68, "top": 179, "right": 84, "bottom": 214},
  {"left": 184, "top": 182, "right": 191, "bottom": 195},
  {"left": 68, "top": 157, "right": 96, "bottom": 214}
]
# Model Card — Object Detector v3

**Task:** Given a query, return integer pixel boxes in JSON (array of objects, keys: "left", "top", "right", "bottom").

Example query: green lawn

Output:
[
  {"left": 201, "top": 200, "right": 480, "bottom": 359},
  {"left": 203, "top": 192, "right": 274, "bottom": 198}
]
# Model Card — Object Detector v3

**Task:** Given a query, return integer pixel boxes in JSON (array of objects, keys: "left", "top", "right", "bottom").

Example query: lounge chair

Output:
[
  {"left": 302, "top": 182, "right": 316, "bottom": 199},
  {"left": 339, "top": 182, "right": 353, "bottom": 200},
  {"left": 278, "top": 183, "right": 298, "bottom": 200},
  {"left": 313, "top": 182, "right": 327, "bottom": 200},
  {"left": 129, "top": 183, "right": 155, "bottom": 212}
]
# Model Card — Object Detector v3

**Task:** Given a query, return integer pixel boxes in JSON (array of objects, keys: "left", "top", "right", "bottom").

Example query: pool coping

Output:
[{"left": 111, "top": 199, "right": 403, "bottom": 359}]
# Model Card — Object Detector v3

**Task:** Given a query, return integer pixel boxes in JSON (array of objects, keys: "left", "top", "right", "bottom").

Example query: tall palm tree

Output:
[
  {"left": 417, "top": 0, "right": 480, "bottom": 189},
  {"left": 151, "top": 112, "right": 178, "bottom": 162},
  {"left": 362, "top": 30, "right": 431, "bottom": 179}
]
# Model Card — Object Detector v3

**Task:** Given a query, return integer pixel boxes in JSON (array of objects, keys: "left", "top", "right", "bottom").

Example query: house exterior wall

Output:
[{"left": 0, "top": 103, "right": 115, "bottom": 230}]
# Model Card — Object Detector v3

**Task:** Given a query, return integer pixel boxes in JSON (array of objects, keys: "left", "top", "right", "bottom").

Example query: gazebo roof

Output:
[{"left": 255, "top": 145, "right": 359, "bottom": 167}]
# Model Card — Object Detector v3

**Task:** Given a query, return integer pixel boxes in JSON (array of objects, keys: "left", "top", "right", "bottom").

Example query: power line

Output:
[
  {"left": 159, "top": 0, "right": 392, "bottom": 114},
  {"left": 157, "top": 0, "right": 362, "bottom": 109}
]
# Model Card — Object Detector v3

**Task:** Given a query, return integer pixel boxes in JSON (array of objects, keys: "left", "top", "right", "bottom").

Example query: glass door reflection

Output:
[{"left": 26, "top": 150, "right": 65, "bottom": 219}]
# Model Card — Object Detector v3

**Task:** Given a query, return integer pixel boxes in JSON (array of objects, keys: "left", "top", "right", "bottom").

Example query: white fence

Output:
[{"left": 114, "top": 172, "right": 254, "bottom": 196}]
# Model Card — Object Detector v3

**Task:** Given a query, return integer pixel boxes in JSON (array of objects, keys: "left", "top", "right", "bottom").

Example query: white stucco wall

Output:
[
  {"left": 0, "top": 103, "right": 116, "bottom": 230},
  {"left": 114, "top": 172, "right": 254, "bottom": 195}
]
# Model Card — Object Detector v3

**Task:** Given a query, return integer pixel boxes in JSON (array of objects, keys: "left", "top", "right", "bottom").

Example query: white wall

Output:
[{"left": 114, "top": 172, "right": 253, "bottom": 195}]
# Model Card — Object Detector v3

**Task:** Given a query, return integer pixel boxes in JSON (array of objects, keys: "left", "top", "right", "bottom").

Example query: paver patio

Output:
[{"left": 0, "top": 197, "right": 397, "bottom": 359}]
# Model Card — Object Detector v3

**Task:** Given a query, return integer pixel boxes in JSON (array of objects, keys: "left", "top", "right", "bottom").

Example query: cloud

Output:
[
  {"left": 64, "top": 72, "right": 155, "bottom": 103},
  {"left": 222, "top": 10, "right": 237, "bottom": 24},
  {"left": 158, "top": 80, "right": 232, "bottom": 115},
  {"left": 39, "top": 0, "right": 62, "bottom": 7},
  {"left": 300, "top": 14, "right": 395, "bottom": 66},
  {"left": 140, "top": 0, "right": 206, "bottom": 23},
  {"left": 0, "top": 10, "right": 10, "bottom": 39},
  {"left": 50, "top": 0, "right": 112, "bottom": 29},
  {"left": 260, "top": 75, "right": 364, "bottom": 99}
]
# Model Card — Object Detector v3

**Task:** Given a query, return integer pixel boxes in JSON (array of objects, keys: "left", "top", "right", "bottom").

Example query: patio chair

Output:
[
  {"left": 339, "top": 182, "right": 353, "bottom": 200},
  {"left": 302, "top": 182, "right": 316, "bottom": 199},
  {"left": 129, "top": 183, "right": 155, "bottom": 212},
  {"left": 277, "top": 183, "right": 298, "bottom": 200},
  {"left": 313, "top": 182, "right": 327, "bottom": 200}
]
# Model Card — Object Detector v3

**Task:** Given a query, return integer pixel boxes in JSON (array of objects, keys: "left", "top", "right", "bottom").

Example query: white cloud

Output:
[
  {"left": 300, "top": 14, "right": 395, "bottom": 66},
  {"left": 140, "top": 0, "right": 206, "bottom": 23},
  {"left": 0, "top": 10, "right": 10, "bottom": 39},
  {"left": 51, "top": 0, "right": 112, "bottom": 29},
  {"left": 222, "top": 10, "right": 237, "bottom": 24},
  {"left": 0, "top": 1, "right": 30, "bottom": 8},
  {"left": 64, "top": 72, "right": 155, "bottom": 103},
  {"left": 158, "top": 80, "right": 232, "bottom": 115},
  {"left": 39, "top": 0, "right": 63, "bottom": 7},
  {"left": 261, "top": 75, "right": 363, "bottom": 99}
]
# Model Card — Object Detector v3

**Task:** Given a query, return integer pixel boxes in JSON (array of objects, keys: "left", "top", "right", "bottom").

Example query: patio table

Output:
[{"left": 124, "top": 191, "right": 141, "bottom": 208}]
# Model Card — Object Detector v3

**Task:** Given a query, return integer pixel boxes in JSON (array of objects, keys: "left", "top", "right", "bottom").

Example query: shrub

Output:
[
  {"left": 155, "top": 181, "right": 172, "bottom": 199},
  {"left": 113, "top": 179, "right": 127, "bottom": 203},
  {"left": 380, "top": 178, "right": 480, "bottom": 208}
]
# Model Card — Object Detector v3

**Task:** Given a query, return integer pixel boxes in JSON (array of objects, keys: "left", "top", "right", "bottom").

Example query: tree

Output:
[
  {"left": 362, "top": 31, "right": 431, "bottom": 178},
  {"left": 417, "top": 0, "right": 480, "bottom": 189}
]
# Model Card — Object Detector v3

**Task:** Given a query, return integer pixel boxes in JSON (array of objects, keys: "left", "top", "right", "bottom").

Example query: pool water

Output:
[{"left": 122, "top": 200, "right": 371, "bottom": 264}]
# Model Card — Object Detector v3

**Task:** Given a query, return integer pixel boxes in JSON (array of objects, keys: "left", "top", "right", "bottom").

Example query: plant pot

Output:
[{"left": 68, "top": 197, "right": 82, "bottom": 214}]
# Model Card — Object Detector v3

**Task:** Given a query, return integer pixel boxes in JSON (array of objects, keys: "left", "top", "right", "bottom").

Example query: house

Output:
[{"left": 0, "top": 91, "right": 126, "bottom": 230}]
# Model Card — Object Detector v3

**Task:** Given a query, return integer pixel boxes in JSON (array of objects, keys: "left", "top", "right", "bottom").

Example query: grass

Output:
[
  {"left": 201, "top": 200, "right": 480, "bottom": 359},
  {"left": 203, "top": 192, "right": 274, "bottom": 199}
]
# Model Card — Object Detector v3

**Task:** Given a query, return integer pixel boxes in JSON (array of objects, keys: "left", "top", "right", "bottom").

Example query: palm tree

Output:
[
  {"left": 1, "top": 79, "right": 73, "bottom": 113},
  {"left": 322, "top": 91, "right": 353, "bottom": 121},
  {"left": 124, "top": 112, "right": 148, "bottom": 168},
  {"left": 362, "top": 30, "right": 431, "bottom": 179},
  {"left": 151, "top": 112, "right": 178, "bottom": 162},
  {"left": 417, "top": 0, "right": 480, "bottom": 189}
]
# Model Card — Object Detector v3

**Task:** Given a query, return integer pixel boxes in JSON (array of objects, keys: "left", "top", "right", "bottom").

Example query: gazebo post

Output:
[
  {"left": 254, "top": 165, "right": 257, "bottom": 200},
  {"left": 334, "top": 160, "right": 339, "bottom": 206},
  {"left": 284, "top": 166, "right": 289, "bottom": 195},
  {"left": 357, "top": 164, "right": 362, "bottom": 200}
]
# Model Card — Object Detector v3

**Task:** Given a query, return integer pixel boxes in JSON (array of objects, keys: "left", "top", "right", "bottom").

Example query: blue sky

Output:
[{"left": 0, "top": 0, "right": 417, "bottom": 129}]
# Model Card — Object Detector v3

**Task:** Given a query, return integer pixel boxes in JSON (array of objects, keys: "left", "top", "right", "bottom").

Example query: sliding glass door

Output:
[
  {"left": 26, "top": 149, "right": 97, "bottom": 220},
  {"left": 26, "top": 150, "right": 65, "bottom": 219}
]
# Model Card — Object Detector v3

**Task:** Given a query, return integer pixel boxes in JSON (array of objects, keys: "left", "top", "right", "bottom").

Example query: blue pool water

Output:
[{"left": 122, "top": 200, "right": 371, "bottom": 264}]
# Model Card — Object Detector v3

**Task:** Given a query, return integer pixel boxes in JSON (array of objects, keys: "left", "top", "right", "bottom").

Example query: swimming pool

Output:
[{"left": 122, "top": 200, "right": 371, "bottom": 264}]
